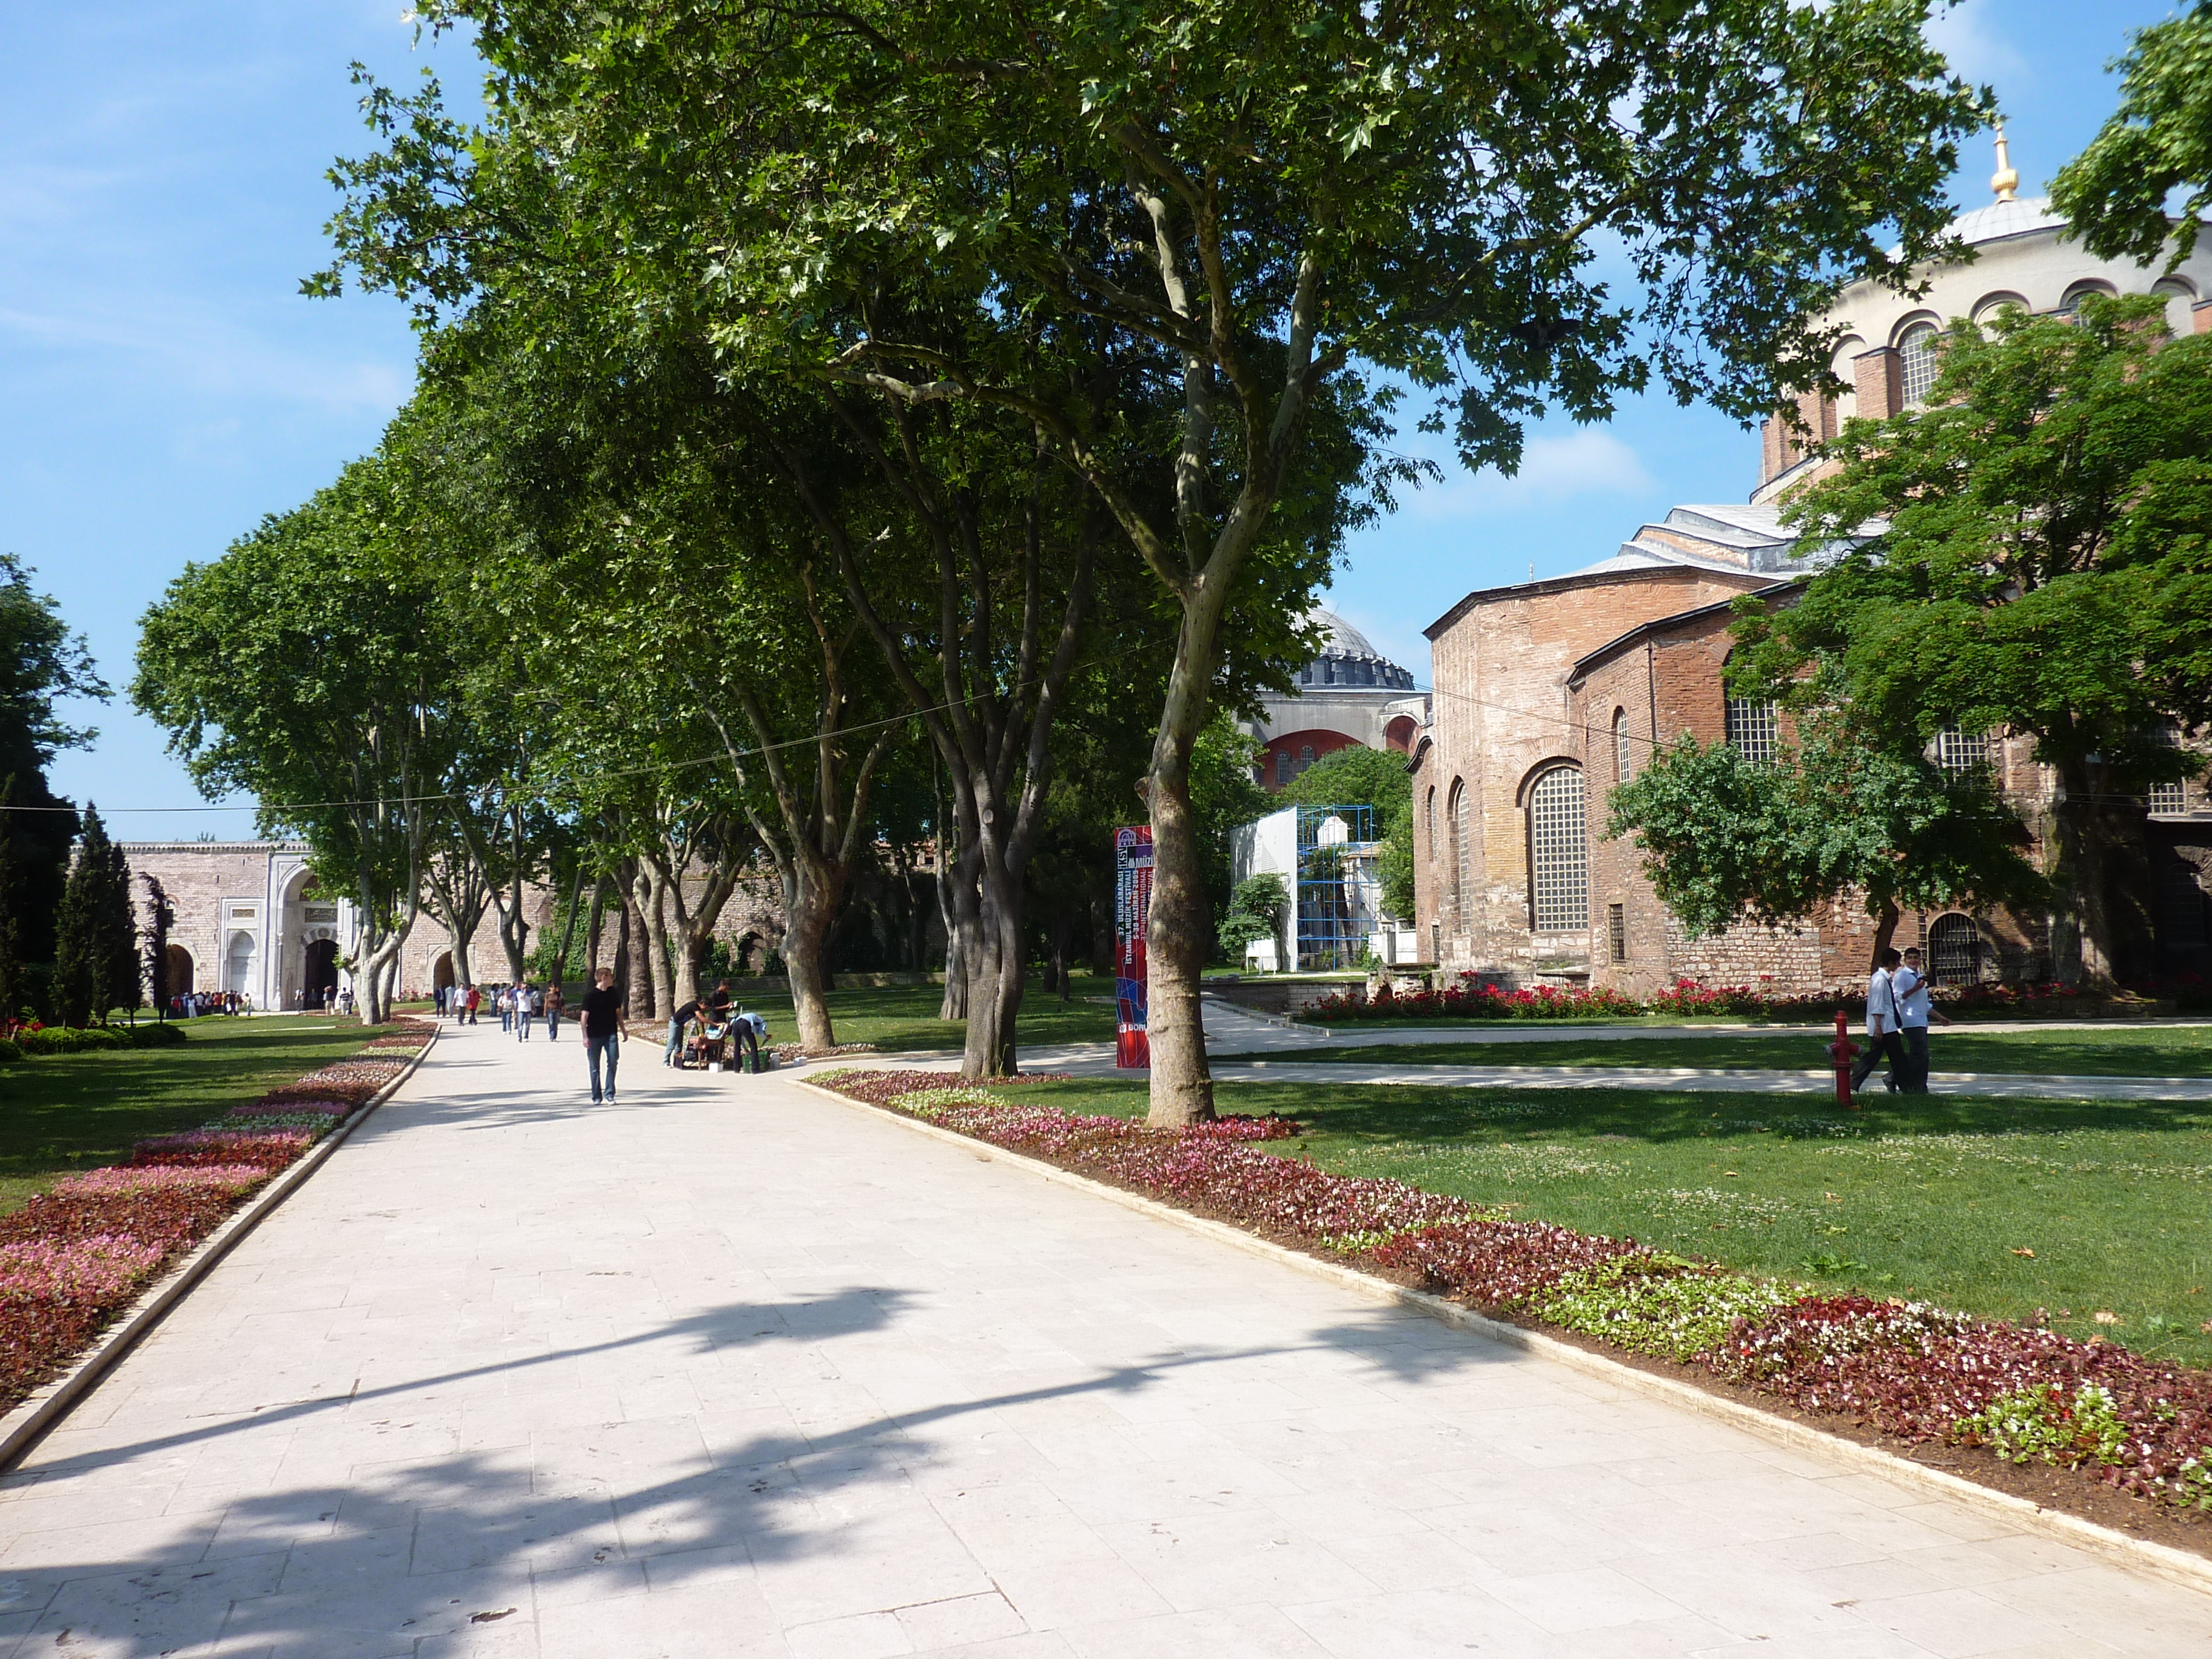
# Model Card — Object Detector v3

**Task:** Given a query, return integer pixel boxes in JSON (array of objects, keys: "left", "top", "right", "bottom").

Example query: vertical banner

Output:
[{"left": 1113, "top": 825, "right": 1154, "bottom": 1070}]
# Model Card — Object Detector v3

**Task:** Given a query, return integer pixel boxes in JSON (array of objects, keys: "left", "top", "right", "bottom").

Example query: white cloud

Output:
[{"left": 1398, "top": 427, "right": 1657, "bottom": 521}]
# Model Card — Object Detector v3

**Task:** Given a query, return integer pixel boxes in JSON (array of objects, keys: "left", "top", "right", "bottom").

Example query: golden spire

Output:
[{"left": 1991, "top": 121, "right": 2019, "bottom": 203}]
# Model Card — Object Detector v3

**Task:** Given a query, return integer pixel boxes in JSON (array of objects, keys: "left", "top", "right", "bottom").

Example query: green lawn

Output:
[
  {"left": 1220, "top": 1024, "right": 2212, "bottom": 1078},
  {"left": 717, "top": 979, "right": 1118, "bottom": 1053},
  {"left": 0, "top": 1016, "right": 396, "bottom": 1215},
  {"left": 1022, "top": 1075, "right": 2212, "bottom": 1369}
]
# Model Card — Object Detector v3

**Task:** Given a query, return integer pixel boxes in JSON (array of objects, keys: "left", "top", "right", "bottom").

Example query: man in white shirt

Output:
[
  {"left": 1891, "top": 945, "right": 1951, "bottom": 1093},
  {"left": 1849, "top": 947, "right": 1906, "bottom": 1095}
]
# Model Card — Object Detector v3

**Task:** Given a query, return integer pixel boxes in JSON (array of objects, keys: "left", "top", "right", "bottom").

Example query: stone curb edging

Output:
[
  {"left": 794, "top": 1076, "right": 2212, "bottom": 1605},
  {"left": 0, "top": 1025, "right": 442, "bottom": 1474}
]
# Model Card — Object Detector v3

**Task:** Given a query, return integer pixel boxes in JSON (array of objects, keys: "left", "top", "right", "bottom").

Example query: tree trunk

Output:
[
  {"left": 1142, "top": 602, "right": 1233, "bottom": 1125},
  {"left": 1868, "top": 897, "right": 1901, "bottom": 968},
  {"left": 634, "top": 860, "right": 678, "bottom": 1018},
  {"left": 782, "top": 864, "right": 839, "bottom": 1051},
  {"left": 960, "top": 849, "right": 1025, "bottom": 1077},
  {"left": 550, "top": 862, "right": 587, "bottom": 990},
  {"left": 620, "top": 865, "right": 655, "bottom": 1018},
  {"left": 2054, "top": 761, "right": 2119, "bottom": 986},
  {"left": 583, "top": 873, "right": 608, "bottom": 980}
]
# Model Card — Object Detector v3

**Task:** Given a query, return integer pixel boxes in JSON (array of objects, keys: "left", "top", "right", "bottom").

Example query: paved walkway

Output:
[
  {"left": 4, "top": 1023, "right": 2209, "bottom": 1657},
  {"left": 985, "top": 1004, "right": 2212, "bottom": 1101}
]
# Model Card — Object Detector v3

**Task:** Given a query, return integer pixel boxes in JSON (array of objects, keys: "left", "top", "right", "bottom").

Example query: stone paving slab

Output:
[{"left": 3, "top": 1022, "right": 2209, "bottom": 1656}]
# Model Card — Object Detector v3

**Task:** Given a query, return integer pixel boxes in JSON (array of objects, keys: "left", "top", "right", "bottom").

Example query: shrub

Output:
[
  {"left": 126, "top": 1022, "right": 188, "bottom": 1048},
  {"left": 1309, "top": 975, "right": 1646, "bottom": 1024},
  {"left": 0, "top": 1039, "right": 18, "bottom": 1064}
]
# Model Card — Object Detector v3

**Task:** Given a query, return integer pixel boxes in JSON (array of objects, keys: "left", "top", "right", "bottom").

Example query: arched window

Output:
[
  {"left": 1612, "top": 708, "right": 1632, "bottom": 783},
  {"left": 1899, "top": 322, "right": 1939, "bottom": 408},
  {"left": 1275, "top": 750, "right": 1290, "bottom": 788},
  {"left": 1297, "top": 744, "right": 1315, "bottom": 768},
  {"left": 1424, "top": 786, "right": 1435, "bottom": 859},
  {"left": 1937, "top": 727, "right": 1989, "bottom": 776},
  {"left": 1447, "top": 778, "right": 1469, "bottom": 918},
  {"left": 1726, "top": 699, "right": 1777, "bottom": 764},
  {"left": 1927, "top": 914, "right": 1981, "bottom": 986},
  {"left": 1527, "top": 766, "right": 1587, "bottom": 931}
]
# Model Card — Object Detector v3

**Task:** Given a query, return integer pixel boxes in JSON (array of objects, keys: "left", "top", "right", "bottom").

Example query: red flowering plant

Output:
[{"left": 1309, "top": 974, "right": 1644, "bottom": 1024}]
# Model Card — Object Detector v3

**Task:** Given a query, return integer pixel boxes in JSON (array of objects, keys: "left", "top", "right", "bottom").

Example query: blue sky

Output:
[{"left": 1, "top": 0, "right": 2187, "bottom": 837}]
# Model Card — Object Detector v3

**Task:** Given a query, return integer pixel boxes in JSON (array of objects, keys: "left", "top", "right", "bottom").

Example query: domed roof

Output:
[
  {"left": 1295, "top": 606, "right": 1416, "bottom": 692},
  {"left": 1944, "top": 195, "right": 2067, "bottom": 249},
  {"left": 1308, "top": 607, "right": 1379, "bottom": 660}
]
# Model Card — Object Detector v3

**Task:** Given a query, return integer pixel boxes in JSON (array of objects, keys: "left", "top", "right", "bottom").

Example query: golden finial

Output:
[{"left": 1991, "top": 121, "right": 2019, "bottom": 203}]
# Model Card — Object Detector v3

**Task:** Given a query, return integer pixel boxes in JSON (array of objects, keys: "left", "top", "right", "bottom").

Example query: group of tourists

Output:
[
  {"left": 435, "top": 971, "right": 772, "bottom": 1105},
  {"left": 1851, "top": 944, "right": 1952, "bottom": 1095},
  {"left": 434, "top": 979, "right": 568, "bottom": 1039},
  {"left": 169, "top": 990, "right": 248, "bottom": 1017}
]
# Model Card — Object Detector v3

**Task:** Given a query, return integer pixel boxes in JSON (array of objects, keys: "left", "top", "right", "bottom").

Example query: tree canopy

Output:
[
  {"left": 1728, "top": 295, "right": 2212, "bottom": 980},
  {"left": 317, "top": 0, "right": 1986, "bottom": 1121}
]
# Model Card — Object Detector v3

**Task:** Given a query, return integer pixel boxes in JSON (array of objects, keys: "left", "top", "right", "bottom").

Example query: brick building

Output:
[{"left": 1410, "top": 152, "right": 2212, "bottom": 993}]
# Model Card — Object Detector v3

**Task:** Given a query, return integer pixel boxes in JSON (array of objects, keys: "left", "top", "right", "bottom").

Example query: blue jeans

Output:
[
  {"left": 587, "top": 1032, "right": 620, "bottom": 1101},
  {"left": 546, "top": 1010, "right": 560, "bottom": 1041},
  {"left": 664, "top": 1017, "right": 686, "bottom": 1066},
  {"left": 499, "top": 1005, "right": 512, "bottom": 1032},
  {"left": 517, "top": 1011, "right": 534, "bottom": 1042}
]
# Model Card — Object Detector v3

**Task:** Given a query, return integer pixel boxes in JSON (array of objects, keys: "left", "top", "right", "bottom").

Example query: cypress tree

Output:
[
  {"left": 53, "top": 803, "right": 116, "bottom": 1027},
  {"left": 0, "top": 777, "right": 20, "bottom": 1033},
  {"left": 142, "top": 873, "right": 175, "bottom": 1021},
  {"left": 101, "top": 829, "right": 138, "bottom": 1022}
]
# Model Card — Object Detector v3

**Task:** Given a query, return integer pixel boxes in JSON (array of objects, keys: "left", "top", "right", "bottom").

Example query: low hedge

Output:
[{"left": 7, "top": 1023, "right": 189, "bottom": 1057}]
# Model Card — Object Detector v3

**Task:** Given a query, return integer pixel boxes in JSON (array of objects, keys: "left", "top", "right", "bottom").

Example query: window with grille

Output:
[
  {"left": 1613, "top": 708, "right": 1632, "bottom": 783},
  {"left": 1607, "top": 902, "right": 1626, "bottom": 962},
  {"left": 2150, "top": 778, "right": 2188, "bottom": 814},
  {"left": 1899, "top": 324, "right": 1939, "bottom": 407},
  {"left": 1937, "top": 727, "right": 1989, "bottom": 776},
  {"left": 1927, "top": 913, "right": 1980, "bottom": 986},
  {"left": 1275, "top": 750, "right": 1290, "bottom": 788},
  {"left": 1725, "top": 699, "right": 1778, "bottom": 764},
  {"left": 1527, "top": 766, "right": 1588, "bottom": 932},
  {"left": 1448, "top": 780, "right": 1469, "bottom": 914}
]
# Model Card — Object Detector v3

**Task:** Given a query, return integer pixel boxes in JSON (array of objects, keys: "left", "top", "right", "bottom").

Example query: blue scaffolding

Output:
[{"left": 1295, "top": 804, "right": 1377, "bottom": 971}]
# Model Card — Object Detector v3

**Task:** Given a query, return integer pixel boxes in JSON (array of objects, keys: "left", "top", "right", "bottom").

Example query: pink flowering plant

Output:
[
  {"left": 0, "top": 1235, "right": 167, "bottom": 1304},
  {"left": 53, "top": 1165, "right": 270, "bottom": 1200},
  {"left": 815, "top": 1067, "right": 2212, "bottom": 1515}
]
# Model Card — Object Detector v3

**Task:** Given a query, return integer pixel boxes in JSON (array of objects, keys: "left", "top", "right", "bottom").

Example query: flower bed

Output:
[
  {"left": 1307, "top": 979, "right": 1646, "bottom": 1023},
  {"left": 813, "top": 1068, "right": 2212, "bottom": 1518},
  {"left": 0, "top": 1023, "right": 429, "bottom": 1415},
  {"left": 1305, "top": 971, "right": 2176, "bottom": 1025}
]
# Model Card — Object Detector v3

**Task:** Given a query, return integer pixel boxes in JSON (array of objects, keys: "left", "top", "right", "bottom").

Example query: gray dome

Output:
[{"left": 1298, "top": 606, "right": 1415, "bottom": 692}]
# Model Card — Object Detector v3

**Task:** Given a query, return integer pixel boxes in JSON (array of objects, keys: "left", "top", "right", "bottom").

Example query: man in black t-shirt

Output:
[{"left": 578, "top": 967, "right": 630, "bottom": 1104}]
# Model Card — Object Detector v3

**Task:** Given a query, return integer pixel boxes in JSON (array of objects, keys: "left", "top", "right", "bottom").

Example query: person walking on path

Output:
[
  {"left": 1892, "top": 945, "right": 1950, "bottom": 1093},
  {"left": 1850, "top": 947, "right": 1906, "bottom": 1095},
  {"left": 464, "top": 983, "right": 481, "bottom": 1025},
  {"left": 579, "top": 967, "right": 629, "bottom": 1103},
  {"left": 496, "top": 985, "right": 512, "bottom": 1033},
  {"left": 545, "top": 980, "right": 564, "bottom": 1041},
  {"left": 663, "top": 996, "right": 703, "bottom": 1067},
  {"left": 515, "top": 980, "right": 535, "bottom": 1042}
]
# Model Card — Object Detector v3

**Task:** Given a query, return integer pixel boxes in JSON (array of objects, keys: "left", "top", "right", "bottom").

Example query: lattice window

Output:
[
  {"left": 1725, "top": 699, "right": 1778, "bottom": 765},
  {"left": 1927, "top": 913, "right": 1980, "bottom": 987},
  {"left": 1938, "top": 726, "right": 1989, "bottom": 776},
  {"left": 1527, "top": 766, "right": 1588, "bottom": 932},
  {"left": 1613, "top": 708, "right": 1632, "bottom": 783},
  {"left": 1900, "top": 323, "right": 1939, "bottom": 408},
  {"left": 2150, "top": 778, "right": 2188, "bottom": 814},
  {"left": 1448, "top": 780, "right": 1469, "bottom": 916},
  {"left": 1607, "top": 902, "right": 1627, "bottom": 962}
]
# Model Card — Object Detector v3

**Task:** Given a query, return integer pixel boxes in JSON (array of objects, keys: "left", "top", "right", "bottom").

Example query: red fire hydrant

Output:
[{"left": 1828, "top": 1008, "right": 1858, "bottom": 1109}]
